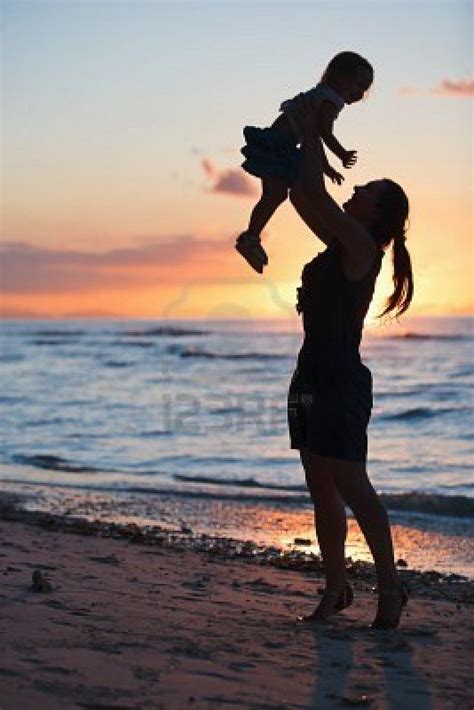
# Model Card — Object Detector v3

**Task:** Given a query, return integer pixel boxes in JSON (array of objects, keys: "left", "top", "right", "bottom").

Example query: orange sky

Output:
[
  {"left": 1, "top": 2, "right": 472, "bottom": 320},
  {"left": 2, "top": 178, "right": 472, "bottom": 321}
]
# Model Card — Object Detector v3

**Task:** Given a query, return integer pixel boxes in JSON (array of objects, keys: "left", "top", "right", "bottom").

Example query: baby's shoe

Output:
[{"left": 235, "top": 232, "right": 268, "bottom": 274}]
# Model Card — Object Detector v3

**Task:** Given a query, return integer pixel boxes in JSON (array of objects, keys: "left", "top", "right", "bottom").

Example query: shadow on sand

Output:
[{"left": 304, "top": 612, "right": 435, "bottom": 709}]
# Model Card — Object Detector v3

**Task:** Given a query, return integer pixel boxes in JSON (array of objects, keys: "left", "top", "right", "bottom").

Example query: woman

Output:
[{"left": 239, "top": 102, "right": 414, "bottom": 629}]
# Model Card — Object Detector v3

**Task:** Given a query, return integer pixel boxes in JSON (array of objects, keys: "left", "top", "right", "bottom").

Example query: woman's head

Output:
[
  {"left": 321, "top": 51, "right": 374, "bottom": 104},
  {"left": 344, "top": 179, "right": 414, "bottom": 319}
]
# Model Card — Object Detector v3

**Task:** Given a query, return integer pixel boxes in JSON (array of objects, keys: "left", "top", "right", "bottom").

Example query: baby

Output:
[{"left": 235, "top": 51, "right": 374, "bottom": 273}]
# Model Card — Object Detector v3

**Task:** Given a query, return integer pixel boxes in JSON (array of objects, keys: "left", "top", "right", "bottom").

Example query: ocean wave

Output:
[
  {"left": 382, "top": 332, "right": 472, "bottom": 341},
  {"left": 376, "top": 388, "right": 427, "bottom": 398},
  {"left": 31, "top": 339, "right": 80, "bottom": 346},
  {"left": 24, "top": 417, "right": 78, "bottom": 428},
  {"left": 172, "top": 475, "right": 474, "bottom": 517},
  {"left": 379, "top": 406, "right": 465, "bottom": 421},
  {"left": 11, "top": 454, "right": 110, "bottom": 474},
  {"left": 0, "top": 354, "right": 24, "bottom": 363},
  {"left": 0, "top": 476, "right": 310, "bottom": 506},
  {"left": 452, "top": 366, "right": 474, "bottom": 378},
  {"left": 122, "top": 327, "right": 209, "bottom": 337},
  {"left": 157, "top": 454, "right": 256, "bottom": 465},
  {"left": 32, "top": 329, "right": 86, "bottom": 337},
  {"left": 380, "top": 492, "right": 474, "bottom": 518},
  {"left": 114, "top": 340, "right": 154, "bottom": 348},
  {"left": 175, "top": 347, "right": 288, "bottom": 360},
  {"left": 0, "top": 395, "right": 28, "bottom": 404},
  {"left": 173, "top": 473, "right": 304, "bottom": 492},
  {"left": 2, "top": 474, "right": 473, "bottom": 519},
  {"left": 102, "top": 360, "right": 132, "bottom": 368}
]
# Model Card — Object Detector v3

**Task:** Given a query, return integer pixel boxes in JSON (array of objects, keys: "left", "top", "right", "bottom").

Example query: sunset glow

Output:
[{"left": 1, "top": 1, "right": 472, "bottom": 319}]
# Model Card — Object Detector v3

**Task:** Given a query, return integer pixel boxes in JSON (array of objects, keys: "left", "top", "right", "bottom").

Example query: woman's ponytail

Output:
[
  {"left": 378, "top": 227, "right": 414, "bottom": 319},
  {"left": 373, "top": 180, "right": 414, "bottom": 320}
]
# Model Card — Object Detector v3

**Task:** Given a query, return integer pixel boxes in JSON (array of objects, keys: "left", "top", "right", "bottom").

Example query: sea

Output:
[{"left": 1, "top": 316, "right": 473, "bottom": 577}]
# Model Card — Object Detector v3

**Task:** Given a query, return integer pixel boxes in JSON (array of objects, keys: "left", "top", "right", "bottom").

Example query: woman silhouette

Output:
[{"left": 281, "top": 97, "right": 413, "bottom": 628}]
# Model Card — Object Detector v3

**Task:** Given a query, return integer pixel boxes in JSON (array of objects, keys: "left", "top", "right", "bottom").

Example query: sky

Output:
[{"left": 1, "top": 0, "right": 473, "bottom": 322}]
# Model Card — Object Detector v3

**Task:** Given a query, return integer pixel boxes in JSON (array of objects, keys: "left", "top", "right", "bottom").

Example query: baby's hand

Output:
[
  {"left": 325, "top": 166, "right": 344, "bottom": 185},
  {"left": 342, "top": 150, "right": 357, "bottom": 169}
]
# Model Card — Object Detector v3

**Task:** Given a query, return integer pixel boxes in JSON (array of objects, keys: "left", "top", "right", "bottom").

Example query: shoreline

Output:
[
  {"left": 1, "top": 484, "right": 473, "bottom": 580},
  {"left": 1, "top": 502, "right": 473, "bottom": 708},
  {"left": 2, "top": 494, "right": 473, "bottom": 604},
  {"left": 2, "top": 470, "right": 473, "bottom": 517}
]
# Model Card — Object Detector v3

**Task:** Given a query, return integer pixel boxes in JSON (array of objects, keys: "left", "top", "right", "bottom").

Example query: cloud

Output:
[
  {"left": 430, "top": 79, "right": 474, "bottom": 97},
  {"left": 398, "top": 85, "right": 419, "bottom": 97},
  {"left": 201, "top": 158, "right": 258, "bottom": 198},
  {"left": 0, "top": 235, "right": 239, "bottom": 294},
  {"left": 399, "top": 79, "right": 474, "bottom": 98},
  {"left": 0, "top": 306, "right": 121, "bottom": 319},
  {"left": 201, "top": 158, "right": 215, "bottom": 179}
]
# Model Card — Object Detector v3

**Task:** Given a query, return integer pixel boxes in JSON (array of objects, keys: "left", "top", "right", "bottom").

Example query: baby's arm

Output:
[
  {"left": 318, "top": 101, "right": 357, "bottom": 169},
  {"left": 319, "top": 142, "right": 344, "bottom": 185}
]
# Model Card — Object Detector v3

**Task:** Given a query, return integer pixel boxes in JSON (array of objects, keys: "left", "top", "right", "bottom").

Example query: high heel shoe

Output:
[
  {"left": 297, "top": 582, "right": 354, "bottom": 623},
  {"left": 371, "top": 582, "right": 409, "bottom": 630},
  {"left": 334, "top": 581, "right": 354, "bottom": 611}
]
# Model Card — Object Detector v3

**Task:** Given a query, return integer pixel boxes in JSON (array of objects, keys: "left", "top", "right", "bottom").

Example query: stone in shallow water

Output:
[{"left": 294, "top": 537, "right": 312, "bottom": 546}]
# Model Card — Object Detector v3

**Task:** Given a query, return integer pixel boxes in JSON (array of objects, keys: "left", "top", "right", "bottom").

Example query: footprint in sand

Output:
[
  {"left": 227, "top": 661, "right": 257, "bottom": 672},
  {"left": 88, "top": 554, "right": 120, "bottom": 565}
]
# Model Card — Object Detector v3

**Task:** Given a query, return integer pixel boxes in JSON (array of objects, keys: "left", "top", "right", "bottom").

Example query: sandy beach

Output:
[{"left": 1, "top": 501, "right": 473, "bottom": 710}]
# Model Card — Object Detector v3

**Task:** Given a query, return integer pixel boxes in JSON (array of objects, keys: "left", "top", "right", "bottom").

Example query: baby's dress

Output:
[{"left": 241, "top": 83, "right": 345, "bottom": 186}]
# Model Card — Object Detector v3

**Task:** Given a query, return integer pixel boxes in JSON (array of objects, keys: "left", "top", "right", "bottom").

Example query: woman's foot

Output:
[
  {"left": 371, "top": 582, "right": 409, "bottom": 630},
  {"left": 334, "top": 581, "right": 354, "bottom": 611},
  {"left": 297, "top": 582, "right": 353, "bottom": 623},
  {"left": 235, "top": 232, "right": 268, "bottom": 274}
]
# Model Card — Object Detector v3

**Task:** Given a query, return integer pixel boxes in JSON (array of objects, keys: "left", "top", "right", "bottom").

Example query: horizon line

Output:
[{"left": 1, "top": 313, "right": 473, "bottom": 322}]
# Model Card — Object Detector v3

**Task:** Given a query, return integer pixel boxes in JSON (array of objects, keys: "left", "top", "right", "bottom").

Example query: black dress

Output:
[{"left": 287, "top": 241, "right": 384, "bottom": 463}]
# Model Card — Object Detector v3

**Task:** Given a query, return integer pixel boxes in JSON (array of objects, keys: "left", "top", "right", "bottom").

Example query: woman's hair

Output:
[
  {"left": 372, "top": 179, "right": 414, "bottom": 319},
  {"left": 321, "top": 51, "right": 374, "bottom": 88}
]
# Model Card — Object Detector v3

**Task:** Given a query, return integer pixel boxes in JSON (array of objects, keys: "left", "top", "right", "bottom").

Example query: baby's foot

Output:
[{"left": 235, "top": 232, "right": 268, "bottom": 274}]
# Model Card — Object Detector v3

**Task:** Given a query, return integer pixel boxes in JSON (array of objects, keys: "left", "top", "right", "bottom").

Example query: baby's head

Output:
[{"left": 321, "top": 52, "right": 374, "bottom": 104}]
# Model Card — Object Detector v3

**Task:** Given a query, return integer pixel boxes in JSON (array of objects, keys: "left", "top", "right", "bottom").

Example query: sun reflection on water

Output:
[{"left": 11, "top": 482, "right": 472, "bottom": 577}]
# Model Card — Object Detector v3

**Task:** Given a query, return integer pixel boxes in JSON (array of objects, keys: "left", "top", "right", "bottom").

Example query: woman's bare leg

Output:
[
  {"left": 300, "top": 449, "right": 348, "bottom": 591},
  {"left": 302, "top": 453, "right": 405, "bottom": 625},
  {"left": 331, "top": 458, "right": 400, "bottom": 591},
  {"left": 247, "top": 177, "right": 288, "bottom": 236}
]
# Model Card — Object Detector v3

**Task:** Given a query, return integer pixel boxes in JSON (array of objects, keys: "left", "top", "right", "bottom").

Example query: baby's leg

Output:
[{"left": 247, "top": 178, "right": 288, "bottom": 236}]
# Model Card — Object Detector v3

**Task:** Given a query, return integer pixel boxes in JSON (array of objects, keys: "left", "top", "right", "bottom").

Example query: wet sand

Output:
[{"left": 1, "top": 505, "right": 473, "bottom": 709}]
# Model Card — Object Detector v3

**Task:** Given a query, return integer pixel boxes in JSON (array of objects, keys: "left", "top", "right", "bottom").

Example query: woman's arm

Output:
[
  {"left": 289, "top": 123, "right": 377, "bottom": 266},
  {"left": 289, "top": 154, "right": 337, "bottom": 247}
]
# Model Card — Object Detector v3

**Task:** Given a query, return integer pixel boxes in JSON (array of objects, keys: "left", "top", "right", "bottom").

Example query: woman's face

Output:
[{"left": 343, "top": 180, "right": 386, "bottom": 224}]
